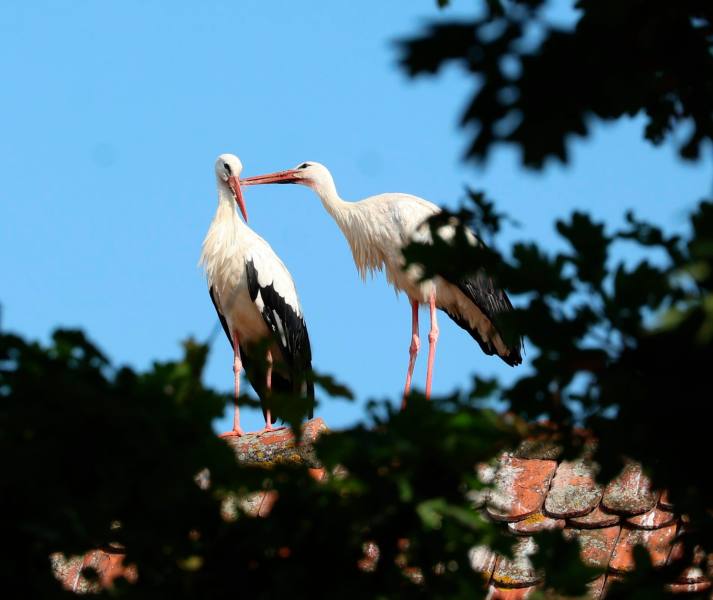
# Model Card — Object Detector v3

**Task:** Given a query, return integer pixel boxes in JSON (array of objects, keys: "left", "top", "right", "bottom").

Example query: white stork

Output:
[
  {"left": 241, "top": 162, "right": 521, "bottom": 406},
  {"left": 200, "top": 154, "right": 313, "bottom": 436}
]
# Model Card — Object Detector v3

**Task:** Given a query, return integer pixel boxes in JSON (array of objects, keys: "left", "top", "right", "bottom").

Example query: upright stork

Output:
[
  {"left": 241, "top": 162, "right": 521, "bottom": 406},
  {"left": 200, "top": 154, "right": 313, "bottom": 436}
]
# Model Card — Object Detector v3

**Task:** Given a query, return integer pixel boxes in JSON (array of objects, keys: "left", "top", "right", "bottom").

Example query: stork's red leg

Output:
[
  {"left": 257, "top": 349, "right": 285, "bottom": 436},
  {"left": 220, "top": 331, "right": 245, "bottom": 437},
  {"left": 402, "top": 299, "right": 420, "bottom": 410},
  {"left": 425, "top": 293, "right": 439, "bottom": 400},
  {"left": 264, "top": 350, "right": 275, "bottom": 431}
]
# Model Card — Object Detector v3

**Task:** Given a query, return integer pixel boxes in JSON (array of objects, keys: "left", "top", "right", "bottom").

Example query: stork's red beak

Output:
[
  {"left": 228, "top": 176, "right": 248, "bottom": 222},
  {"left": 240, "top": 169, "right": 301, "bottom": 186}
]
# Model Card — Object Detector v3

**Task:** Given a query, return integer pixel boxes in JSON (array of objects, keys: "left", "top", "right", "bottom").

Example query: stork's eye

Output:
[
  {"left": 298, "top": 163, "right": 309, "bottom": 169},
  {"left": 224, "top": 163, "right": 232, "bottom": 175}
]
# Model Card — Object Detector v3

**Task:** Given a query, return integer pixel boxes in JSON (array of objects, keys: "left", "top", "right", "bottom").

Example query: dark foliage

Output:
[
  {"left": 3, "top": 1, "right": 713, "bottom": 598},
  {"left": 0, "top": 330, "right": 527, "bottom": 598},
  {"left": 400, "top": 0, "right": 713, "bottom": 167}
]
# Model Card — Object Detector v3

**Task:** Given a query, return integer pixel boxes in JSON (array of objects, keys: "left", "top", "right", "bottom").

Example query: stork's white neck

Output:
[
  {"left": 309, "top": 175, "right": 352, "bottom": 229},
  {"left": 199, "top": 178, "right": 247, "bottom": 286},
  {"left": 215, "top": 178, "right": 246, "bottom": 229},
  {"left": 307, "top": 175, "right": 385, "bottom": 280}
]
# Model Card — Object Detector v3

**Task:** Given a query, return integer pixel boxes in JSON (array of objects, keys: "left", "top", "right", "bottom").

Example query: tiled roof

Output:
[
  {"left": 472, "top": 443, "right": 712, "bottom": 598},
  {"left": 53, "top": 420, "right": 327, "bottom": 594},
  {"left": 52, "top": 420, "right": 711, "bottom": 597},
  {"left": 52, "top": 547, "right": 136, "bottom": 594}
]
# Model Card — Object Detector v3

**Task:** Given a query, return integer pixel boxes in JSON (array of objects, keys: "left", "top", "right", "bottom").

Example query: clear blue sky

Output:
[{"left": 1, "top": 1, "right": 710, "bottom": 432}]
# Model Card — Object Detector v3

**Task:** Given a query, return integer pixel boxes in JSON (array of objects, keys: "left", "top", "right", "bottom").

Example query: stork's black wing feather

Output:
[
  {"left": 209, "top": 286, "right": 232, "bottom": 349},
  {"left": 246, "top": 260, "right": 314, "bottom": 415},
  {"left": 209, "top": 285, "right": 297, "bottom": 418},
  {"left": 447, "top": 271, "right": 522, "bottom": 366}
]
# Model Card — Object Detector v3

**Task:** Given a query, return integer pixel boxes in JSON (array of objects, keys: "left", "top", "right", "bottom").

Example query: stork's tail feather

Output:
[{"left": 442, "top": 308, "right": 523, "bottom": 367}]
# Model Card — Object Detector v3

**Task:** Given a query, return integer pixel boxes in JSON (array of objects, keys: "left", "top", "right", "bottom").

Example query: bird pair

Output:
[{"left": 201, "top": 154, "right": 522, "bottom": 438}]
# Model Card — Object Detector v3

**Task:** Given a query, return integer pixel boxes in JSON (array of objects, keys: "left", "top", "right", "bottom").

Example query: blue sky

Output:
[{"left": 1, "top": 1, "right": 710, "bottom": 432}]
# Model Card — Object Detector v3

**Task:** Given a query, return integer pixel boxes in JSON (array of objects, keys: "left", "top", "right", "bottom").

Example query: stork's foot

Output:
[
  {"left": 255, "top": 424, "right": 287, "bottom": 437},
  {"left": 219, "top": 427, "right": 245, "bottom": 438}
]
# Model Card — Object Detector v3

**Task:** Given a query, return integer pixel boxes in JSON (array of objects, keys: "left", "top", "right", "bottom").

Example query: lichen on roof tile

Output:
[
  {"left": 492, "top": 537, "right": 542, "bottom": 588},
  {"left": 585, "top": 574, "right": 608, "bottom": 599},
  {"left": 666, "top": 558, "right": 713, "bottom": 593},
  {"left": 53, "top": 549, "right": 136, "bottom": 594},
  {"left": 487, "top": 456, "right": 558, "bottom": 522},
  {"left": 513, "top": 439, "right": 563, "bottom": 461},
  {"left": 469, "top": 545, "right": 498, "bottom": 575},
  {"left": 602, "top": 463, "right": 656, "bottom": 516},
  {"left": 545, "top": 460, "right": 602, "bottom": 519},
  {"left": 666, "top": 579, "right": 712, "bottom": 593},
  {"left": 626, "top": 505, "right": 676, "bottom": 530},
  {"left": 485, "top": 584, "right": 537, "bottom": 599},
  {"left": 508, "top": 511, "right": 565, "bottom": 535},
  {"left": 567, "top": 503, "right": 620, "bottom": 529},
  {"left": 609, "top": 524, "right": 678, "bottom": 573},
  {"left": 564, "top": 525, "right": 621, "bottom": 569}
]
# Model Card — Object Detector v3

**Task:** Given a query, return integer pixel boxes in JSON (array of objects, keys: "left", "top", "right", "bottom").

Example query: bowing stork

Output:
[
  {"left": 200, "top": 154, "right": 313, "bottom": 437},
  {"left": 242, "top": 162, "right": 521, "bottom": 406}
]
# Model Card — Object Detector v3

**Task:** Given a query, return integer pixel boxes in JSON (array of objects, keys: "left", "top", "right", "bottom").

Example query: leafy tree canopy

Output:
[{"left": 3, "top": 1, "right": 713, "bottom": 598}]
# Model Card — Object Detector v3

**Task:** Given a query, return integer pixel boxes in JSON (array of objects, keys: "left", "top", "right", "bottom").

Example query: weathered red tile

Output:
[
  {"left": 492, "top": 538, "right": 542, "bottom": 588},
  {"left": 487, "top": 456, "right": 558, "bottom": 522},
  {"left": 587, "top": 575, "right": 607, "bottom": 599},
  {"left": 508, "top": 512, "right": 565, "bottom": 535},
  {"left": 486, "top": 584, "right": 537, "bottom": 599},
  {"left": 668, "top": 537, "right": 685, "bottom": 564},
  {"left": 658, "top": 489, "right": 674, "bottom": 510},
  {"left": 626, "top": 505, "right": 676, "bottom": 530},
  {"left": 236, "top": 490, "right": 278, "bottom": 518},
  {"left": 609, "top": 524, "right": 678, "bottom": 573},
  {"left": 52, "top": 553, "right": 85, "bottom": 593},
  {"left": 257, "top": 490, "right": 277, "bottom": 516},
  {"left": 513, "top": 438, "right": 563, "bottom": 460},
  {"left": 564, "top": 525, "right": 621, "bottom": 569},
  {"left": 666, "top": 564, "right": 712, "bottom": 594},
  {"left": 224, "top": 417, "right": 327, "bottom": 467},
  {"left": 602, "top": 463, "right": 657, "bottom": 516},
  {"left": 469, "top": 545, "right": 498, "bottom": 576},
  {"left": 357, "top": 541, "right": 379, "bottom": 572},
  {"left": 308, "top": 467, "right": 326, "bottom": 481},
  {"left": 52, "top": 550, "right": 137, "bottom": 593},
  {"left": 567, "top": 503, "right": 620, "bottom": 529},
  {"left": 667, "top": 580, "right": 712, "bottom": 593},
  {"left": 544, "top": 460, "right": 601, "bottom": 519}
]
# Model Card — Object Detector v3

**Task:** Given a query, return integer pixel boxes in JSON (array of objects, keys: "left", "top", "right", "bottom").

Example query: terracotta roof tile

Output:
[
  {"left": 667, "top": 565, "right": 713, "bottom": 593},
  {"left": 473, "top": 448, "right": 709, "bottom": 597},
  {"left": 55, "top": 423, "right": 709, "bottom": 598},
  {"left": 601, "top": 463, "right": 657, "bottom": 516},
  {"left": 609, "top": 523, "right": 678, "bottom": 572},
  {"left": 491, "top": 538, "right": 542, "bottom": 588},
  {"left": 564, "top": 525, "right": 621, "bottom": 569},
  {"left": 658, "top": 489, "right": 675, "bottom": 510},
  {"left": 513, "top": 439, "right": 564, "bottom": 461},
  {"left": 508, "top": 511, "right": 565, "bottom": 535},
  {"left": 567, "top": 503, "right": 620, "bottom": 529},
  {"left": 545, "top": 460, "right": 602, "bottom": 519},
  {"left": 626, "top": 505, "right": 676, "bottom": 530},
  {"left": 469, "top": 545, "right": 498, "bottom": 576},
  {"left": 587, "top": 574, "right": 608, "bottom": 599},
  {"left": 485, "top": 584, "right": 537, "bottom": 599},
  {"left": 52, "top": 549, "right": 136, "bottom": 593},
  {"left": 486, "top": 456, "right": 558, "bottom": 522}
]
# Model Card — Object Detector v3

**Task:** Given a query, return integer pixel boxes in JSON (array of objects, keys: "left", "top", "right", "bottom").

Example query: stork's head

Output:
[
  {"left": 241, "top": 161, "right": 334, "bottom": 196},
  {"left": 215, "top": 153, "right": 248, "bottom": 222}
]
